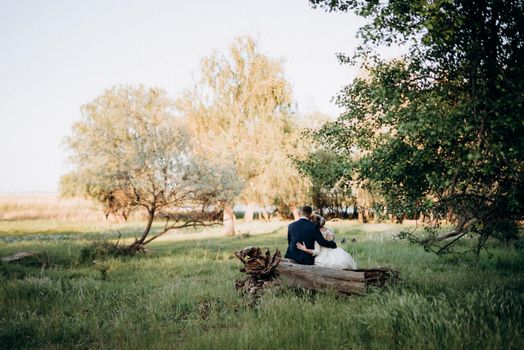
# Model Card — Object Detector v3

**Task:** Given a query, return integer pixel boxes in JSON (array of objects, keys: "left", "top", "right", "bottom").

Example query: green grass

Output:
[{"left": 0, "top": 220, "right": 523, "bottom": 349}]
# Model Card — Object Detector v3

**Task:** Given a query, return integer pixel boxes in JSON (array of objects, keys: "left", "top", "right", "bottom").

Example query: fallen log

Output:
[
  {"left": 277, "top": 258, "right": 398, "bottom": 295},
  {"left": 234, "top": 247, "right": 398, "bottom": 296},
  {"left": 1, "top": 252, "right": 38, "bottom": 263}
]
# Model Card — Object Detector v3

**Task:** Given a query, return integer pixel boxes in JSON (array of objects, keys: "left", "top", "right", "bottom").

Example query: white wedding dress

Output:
[{"left": 313, "top": 227, "right": 357, "bottom": 270}]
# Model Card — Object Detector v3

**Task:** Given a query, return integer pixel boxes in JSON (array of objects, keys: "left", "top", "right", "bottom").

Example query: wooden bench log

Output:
[
  {"left": 277, "top": 258, "right": 398, "bottom": 295},
  {"left": 234, "top": 247, "right": 398, "bottom": 296},
  {"left": 277, "top": 258, "right": 366, "bottom": 294}
]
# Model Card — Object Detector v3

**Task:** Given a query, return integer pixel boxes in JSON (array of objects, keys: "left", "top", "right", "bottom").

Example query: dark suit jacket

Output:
[{"left": 285, "top": 218, "right": 337, "bottom": 265}]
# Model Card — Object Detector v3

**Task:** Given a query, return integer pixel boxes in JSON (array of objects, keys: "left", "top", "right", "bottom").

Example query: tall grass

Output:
[
  {"left": 0, "top": 221, "right": 522, "bottom": 349},
  {"left": 0, "top": 193, "right": 250, "bottom": 222},
  {"left": 0, "top": 193, "right": 149, "bottom": 221},
  {"left": 0, "top": 193, "right": 105, "bottom": 221}
]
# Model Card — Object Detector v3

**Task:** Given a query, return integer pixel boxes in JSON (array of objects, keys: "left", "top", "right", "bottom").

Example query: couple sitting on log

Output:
[{"left": 285, "top": 206, "right": 357, "bottom": 270}]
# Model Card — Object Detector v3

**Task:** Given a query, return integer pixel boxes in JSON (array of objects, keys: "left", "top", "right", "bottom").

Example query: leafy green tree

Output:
[
  {"left": 294, "top": 148, "right": 354, "bottom": 218},
  {"left": 61, "top": 85, "right": 240, "bottom": 250},
  {"left": 310, "top": 0, "right": 524, "bottom": 254}
]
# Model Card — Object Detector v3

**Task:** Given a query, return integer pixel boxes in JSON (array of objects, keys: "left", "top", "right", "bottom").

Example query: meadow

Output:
[{"left": 1, "top": 218, "right": 523, "bottom": 350}]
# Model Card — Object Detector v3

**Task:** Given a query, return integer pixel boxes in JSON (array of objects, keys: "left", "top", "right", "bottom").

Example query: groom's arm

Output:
[
  {"left": 315, "top": 228, "right": 337, "bottom": 249},
  {"left": 287, "top": 226, "right": 291, "bottom": 245}
]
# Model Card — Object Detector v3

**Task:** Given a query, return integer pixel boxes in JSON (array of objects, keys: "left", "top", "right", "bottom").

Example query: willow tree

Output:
[
  {"left": 61, "top": 85, "right": 240, "bottom": 250},
  {"left": 178, "top": 36, "right": 307, "bottom": 232}
]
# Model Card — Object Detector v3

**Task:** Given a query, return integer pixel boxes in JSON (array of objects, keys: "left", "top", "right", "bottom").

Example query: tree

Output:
[
  {"left": 310, "top": 0, "right": 524, "bottom": 255},
  {"left": 293, "top": 110, "right": 383, "bottom": 222},
  {"left": 177, "top": 35, "right": 307, "bottom": 230},
  {"left": 293, "top": 148, "right": 354, "bottom": 218},
  {"left": 61, "top": 85, "right": 240, "bottom": 250}
]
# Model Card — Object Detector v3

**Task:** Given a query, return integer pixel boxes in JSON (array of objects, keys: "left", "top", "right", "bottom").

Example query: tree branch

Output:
[{"left": 142, "top": 220, "right": 221, "bottom": 245}]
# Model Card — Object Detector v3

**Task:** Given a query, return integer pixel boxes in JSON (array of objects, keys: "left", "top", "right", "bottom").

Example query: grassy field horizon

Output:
[{"left": 1, "top": 217, "right": 523, "bottom": 349}]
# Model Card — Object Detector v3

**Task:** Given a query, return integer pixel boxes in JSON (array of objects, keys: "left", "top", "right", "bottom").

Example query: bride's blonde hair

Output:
[{"left": 311, "top": 214, "right": 326, "bottom": 227}]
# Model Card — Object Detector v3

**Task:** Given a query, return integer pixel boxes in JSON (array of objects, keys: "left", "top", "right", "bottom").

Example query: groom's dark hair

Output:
[{"left": 300, "top": 206, "right": 313, "bottom": 217}]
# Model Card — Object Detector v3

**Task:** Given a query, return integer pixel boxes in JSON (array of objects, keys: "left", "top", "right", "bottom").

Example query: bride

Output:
[{"left": 296, "top": 215, "right": 357, "bottom": 270}]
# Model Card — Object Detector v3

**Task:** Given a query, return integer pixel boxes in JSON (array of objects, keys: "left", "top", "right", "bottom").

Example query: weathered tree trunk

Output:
[
  {"left": 276, "top": 259, "right": 398, "bottom": 295},
  {"left": 1, "top": 252, "right": 38, "bottom": 262},
  {"left": 244, "top": 203, "right": 255, "bottom": 222},
  {"left": 223, "top": 204, "right": 237, "bottom": 236},
  {"left": 291, "top": 206, "right": 300, "bottom": 220},
  {"left": 234, "top": 247, "right": 398, "bottom": 296},
  {"left": 276, "top": 259, "right": 367, "bottom": 294}
]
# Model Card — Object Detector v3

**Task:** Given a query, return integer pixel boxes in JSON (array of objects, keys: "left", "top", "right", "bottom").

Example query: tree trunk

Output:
[
  {"left": 276, "top": 259, "right": 366, "bottom": 294},
  {"left": 137, "top": 209, "right": 155, "bottom": 244},
  {"left": 223, "top": 204, "right": 237, "bottom": 236},
  {"left": 1, "top": 252, "right": 38, "bottom": 262},
  {"left": 389, "top": 214, "right": 396, "bottom": 224},
  {"left": 291, "top": 206, "right": 300, "bottom": 220},
  {"left": 261, "top": 207, "right": 270, "bottom": 221},
  {"left": 357, "top": 208, "right": 365, "bottom": 224},
  {"left": 244, "top": 203, "right": 255, "bottom": 222},
  {"left": 365, "top": 209, "right": 374, "bottom": 223},
  {"left": 446, "top": 209, "right": 454, "bottom": 224},
  {"left": 276, "top": 259, "right": 398, "bottom": 295}
]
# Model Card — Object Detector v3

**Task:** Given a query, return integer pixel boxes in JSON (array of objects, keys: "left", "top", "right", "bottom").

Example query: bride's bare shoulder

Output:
[
  {"left": 320, "top": 226, "right": 335, "bottom": 240},
  {"left": 321, "top": 226, "right": 335, "bottom": 234}
]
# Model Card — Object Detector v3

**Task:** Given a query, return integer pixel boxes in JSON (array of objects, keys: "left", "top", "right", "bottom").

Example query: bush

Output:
[{"left": 78, "top": 240, "right": 135, "bottom": 264}]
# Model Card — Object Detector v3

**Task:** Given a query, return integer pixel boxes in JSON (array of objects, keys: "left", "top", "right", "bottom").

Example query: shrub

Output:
[{"left": 78, "top": 240, "right": 135, "bottom": 264}]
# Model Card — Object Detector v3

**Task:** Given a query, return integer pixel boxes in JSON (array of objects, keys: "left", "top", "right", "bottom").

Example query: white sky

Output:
[{"left": 0, "top": 0, "right": 392, "bottom": 193}]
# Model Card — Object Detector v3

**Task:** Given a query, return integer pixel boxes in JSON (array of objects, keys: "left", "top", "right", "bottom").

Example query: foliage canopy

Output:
[
  {"left": 310, "top": 0, "right": 524, "bottom": 254},
  {"left": 61, "top": 85, "right": 240, "bottom": 248},
  {"left": 178, "top": 36, "right": 309, "bottom": 214}
]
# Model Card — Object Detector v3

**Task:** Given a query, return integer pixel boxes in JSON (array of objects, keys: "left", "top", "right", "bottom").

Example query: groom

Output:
[{"left": 284, "top": 206, "right": 337, "bottom": 265}]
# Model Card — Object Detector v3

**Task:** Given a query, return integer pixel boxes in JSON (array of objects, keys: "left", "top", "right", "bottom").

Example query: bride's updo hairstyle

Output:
[{"left": 311, "top": 214, "right": 326, "bottom": 228}]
